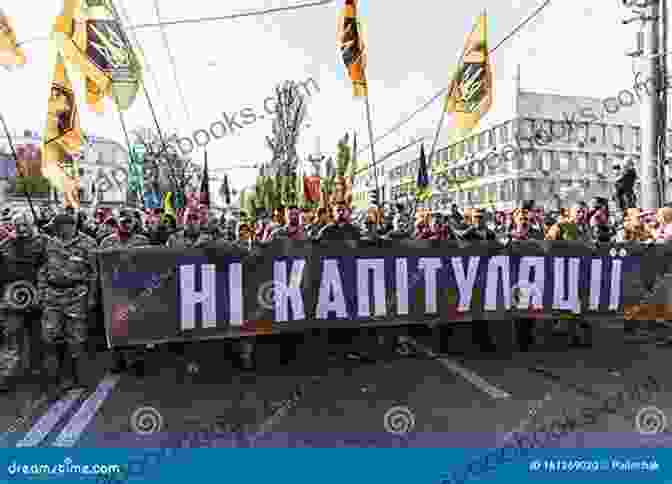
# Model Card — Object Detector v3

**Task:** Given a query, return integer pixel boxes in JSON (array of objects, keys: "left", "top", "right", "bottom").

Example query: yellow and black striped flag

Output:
[
  {"left": 444, "top": 12, "right": 493, "bottom": 142},
  {"left": 54, "top": 0, "right": 142, "bottom": 114},
  {"left": 0, "top": 8, "right": 26, "bottom": 69},
  {"left": 338, "top": 0, "right": 367, "bottom": 97}
]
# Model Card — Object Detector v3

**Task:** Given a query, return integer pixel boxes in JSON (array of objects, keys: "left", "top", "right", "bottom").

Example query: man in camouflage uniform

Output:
[
  {"left": 0, "top": 213, "right": 47, "bottom": 392},
  {"left": 165, "top": 209, "right": 213, "bottom": 248},
  {"left": 99, "top": 210, "right": 150, "bottom": 250},
  {"left": 38, "top": 214, "right": 98, "bottom": 394}
]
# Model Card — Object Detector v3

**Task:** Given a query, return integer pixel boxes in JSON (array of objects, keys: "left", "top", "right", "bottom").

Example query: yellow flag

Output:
[
  {"left": 444, "top": 12, "right": 493, "bottom": 142},
  {"left": 338, "top": 0, "right": 367, "bottom": 97},
  {"left": 163, "top": 192, "right": 176, "bottom": 218},
  {"left": 42, "top": 53, "right": 84, "bottom": 209},
  {"left": 0, "top": 8, "right": 26, "bottom": 69},
  {"left": 53, "top": 0, "right": 142, "bottom": 113}
]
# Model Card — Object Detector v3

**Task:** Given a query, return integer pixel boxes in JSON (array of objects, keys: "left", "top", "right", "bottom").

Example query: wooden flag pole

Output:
[
  {"left": 113, "top": 92, "right": 145, "bottom": 209},
  {"left": 363, "top": 93, "right": 380, "bottom": 209}
]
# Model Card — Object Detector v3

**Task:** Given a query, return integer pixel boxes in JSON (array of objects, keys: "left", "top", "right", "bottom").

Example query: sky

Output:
[{"left": 0, "top": 0, "right": 648, "bottom": 191}]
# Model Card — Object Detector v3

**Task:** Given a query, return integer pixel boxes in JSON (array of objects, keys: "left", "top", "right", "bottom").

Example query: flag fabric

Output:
[
  {"left": 128, "top": 145, "right": 144, "bottom": 194},
  {"left": 337, "top": 0, "right": 367, "bottom": 97},
  {"left": 444, "top": 12, "right": 493, "bottom": 142},
  {"left": 162, "top": 192, "right": 176, "bottom": 218},
  {"left": 416, "top": 144, "right": 431, "bottom": 201},
  {"left": 0, "top": 8, "right": 26, "bottom": 69},
  {"left": 304, "top": 176, "right": 321, "bottom": 203},
  {"left": 199, "top": 151, "right": 210, "bottom": 207},
  {"left": 53, "top": 0, "right": 142, "bottom": 113},
  {"left": 42, "top": 50, "right": 85, "bottom": 209},
  {"left": 221, "top": 174, "right": 231, "bottom": 206}
]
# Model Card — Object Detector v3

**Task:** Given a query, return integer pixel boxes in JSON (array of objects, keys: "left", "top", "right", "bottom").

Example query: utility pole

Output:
[
  {"left": 624, "top": 0, "right": 662, "bottom": 208},
  {"left": 641, "top": 0, "right": 661, "bottom": 208},
  {"left": 660, "top": 0, "right": 668, "bottom": 203}
]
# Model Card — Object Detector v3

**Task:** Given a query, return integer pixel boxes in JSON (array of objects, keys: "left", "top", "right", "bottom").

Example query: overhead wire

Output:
[
  {"left": 117, "top": 0, "right": 176, "bottom": 133},
  {"left": 16, "top": 0, "right": 335, "bottom": 46},
  {"left": 152, "top": 0, "right": 191, "bottom": 125},
  {"left": 355, "top": 0, "right": 553, "bottom": 159}
]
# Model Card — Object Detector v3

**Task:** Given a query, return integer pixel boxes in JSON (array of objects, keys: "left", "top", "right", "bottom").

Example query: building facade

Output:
[
  {"left": 0, "top": 130, "right": 129, "bottom": 207},
  {"left": 383, "top": 69, "right": 667, "bottom": 212}
]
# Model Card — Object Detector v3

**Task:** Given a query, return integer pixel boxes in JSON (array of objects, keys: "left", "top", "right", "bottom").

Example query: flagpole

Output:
[
  {"left": 113, "top": 93, "right": 144, "bottom": 209},
  {"left": 107, "top": 0, "right": 180, "bottom": 195},
  {"left": 0, "top": 111, "right": 39, "bottom": 227},
  {"left": 364, "top": 94, "right": 380, "bottom": 209}
]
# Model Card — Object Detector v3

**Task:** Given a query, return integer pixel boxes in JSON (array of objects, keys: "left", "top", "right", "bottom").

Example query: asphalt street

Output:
[{"left": 1, "top": 320, "right": 671, "bottom": 458}]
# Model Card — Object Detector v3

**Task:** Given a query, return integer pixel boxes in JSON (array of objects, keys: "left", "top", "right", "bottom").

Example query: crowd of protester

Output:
[{"left": 0, "top": 195, "right": 670, "bottom": 398}]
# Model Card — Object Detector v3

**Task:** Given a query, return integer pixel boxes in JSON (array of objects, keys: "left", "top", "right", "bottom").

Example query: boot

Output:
[
  {"left": 41, "top": 345, "right": 61, "bottom": 402},
  {"left": 59, "top": 350, "right": 83, "bottom": 392}
]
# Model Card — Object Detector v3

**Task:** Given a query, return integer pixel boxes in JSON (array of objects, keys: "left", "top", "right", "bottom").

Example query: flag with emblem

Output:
[
  {"left": 0, "top": 8, "right": 26, "bottom": 69},
  {"left": 337, "top": 0, "right": 367, "bottom": 97},
  {"left": 199, "top": 151, "right": 210, "bottom": 207},
  {"left": 444, "top": 11, "right": 493, "bottom": 142},
  {"left": 221, "top": 174, "right": 231, "bottom": 206},
  {"left": 415, "top": 144, "right": 431, "bottom": 201},
  {"left": 53, "top": 0, "right": 142, "bottom": 114},
  {"left": 42, "top": 49, "right": 85, "bottom": 210}
]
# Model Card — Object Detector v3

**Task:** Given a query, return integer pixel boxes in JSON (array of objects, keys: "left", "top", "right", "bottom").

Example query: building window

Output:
[
  {"left": 501, "top": 123, "right": 510, "bottom": 143},
  {"left": 577, "top": 152, "right": 587, "bottom": 171},
  {"left": 588, "top": 123, "right": 603, "bottom": 145},
  {"left": 633, "top": 127, "right": 641, "bottom": 150},
  {"left": 558, "top": 152, "right": 570, "bottom": 172},
  {"left": 478, "top": 132, "right": 487, "bottom": 151},
  {"left": 577, "top": 123, "right": 588, "bottom": 143}
]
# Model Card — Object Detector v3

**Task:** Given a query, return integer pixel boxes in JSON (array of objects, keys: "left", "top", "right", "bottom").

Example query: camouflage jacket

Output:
[
  {"left": 165, "top": 230, "right": 216, "bottom": 249},
  {"left": 99, "top": 233, "right": 151, "bottom": 250},
  {"left": 37, "top": 233, "right": 98, "bottom": 291},
  {"left": 0, "top": 234, "right": 48, "bottom": 284}
]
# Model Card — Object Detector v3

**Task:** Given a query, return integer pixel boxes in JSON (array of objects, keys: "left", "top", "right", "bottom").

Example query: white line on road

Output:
[
  {"left": 16, "top": 390, "right": 85, "bottom": 447},
  {"left": 52, "top": 374, "right": 120, "bottom": 447},
  {"left": 408, "top": 339, "right": 511, "bottom": 399}
]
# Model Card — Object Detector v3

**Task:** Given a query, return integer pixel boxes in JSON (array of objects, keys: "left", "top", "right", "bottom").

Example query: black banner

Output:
[{"left": 97, "top": 240, "right": 672, "bottom": 347}]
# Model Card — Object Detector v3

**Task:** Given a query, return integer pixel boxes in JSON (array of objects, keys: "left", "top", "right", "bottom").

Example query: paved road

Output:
[{"left": 1, "top": 321, "right": 671, "bottom": 456}]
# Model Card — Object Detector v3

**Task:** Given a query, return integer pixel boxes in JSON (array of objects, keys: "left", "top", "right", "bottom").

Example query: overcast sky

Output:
[{"left": 1, "top": 0, "right": 645, "bottom": 190}]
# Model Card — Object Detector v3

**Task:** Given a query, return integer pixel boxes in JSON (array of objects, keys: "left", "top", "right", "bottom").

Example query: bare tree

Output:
[
  {"left": 265, "top": 81, "right": 308, "bottom": 178},
  {"left": 130, "top": 128, "right": 202, "bottom": 198}
]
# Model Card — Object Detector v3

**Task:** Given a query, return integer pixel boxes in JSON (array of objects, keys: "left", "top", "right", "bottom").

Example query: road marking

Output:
[
  {"left": 408, "top": 339, "right": 511, "bottom": 399},
  {"left": 52, "top": 374, "right": 120, "bottom": 447},
  {"left": 16, "top": 390, "right": 85, "bottom": 447},
  {"left": 247, "top": 384, "right": 306, "bottom": 447}
]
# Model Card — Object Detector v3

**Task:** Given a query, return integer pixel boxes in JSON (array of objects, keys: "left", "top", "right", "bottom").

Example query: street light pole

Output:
[{"left": 639, "top": 0, "right": 662, "bottom": 208}]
